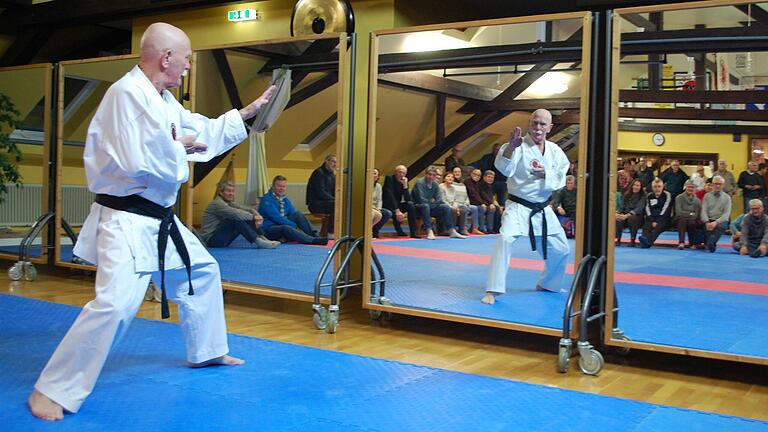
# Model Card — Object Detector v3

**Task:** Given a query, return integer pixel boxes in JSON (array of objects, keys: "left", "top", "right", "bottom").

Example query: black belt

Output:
[
  {"left": 508, "top": 194, "right": 550, "bottom": 259},
  {"left": 95, "top": 194, "right": 193, "bottom": 319}
]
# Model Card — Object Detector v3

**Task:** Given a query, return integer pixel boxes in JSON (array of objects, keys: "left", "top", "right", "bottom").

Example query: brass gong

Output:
[{"left": 290, "top": 0, "right": 355, "bottom": 36}]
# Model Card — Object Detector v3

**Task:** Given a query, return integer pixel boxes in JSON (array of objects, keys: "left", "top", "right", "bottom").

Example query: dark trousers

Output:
[
  {"left": 493, "top": 181, "right": 508, "bottom": 207},
  {"left": 416, "top": 203, "right": 452, "bottom": 230},
  {"left": 264, "top": 212, "right": 318, "bottom": 244},
  {"left": 677, "top": 216, "right": 702, "bottom": 245},
  {"left": 308, "top": 200, "right": 335, "bottom": 232},
  {"left": 207, "top": 218, "right": 260, "bottom": 247},
  {"left": 373, "top": 208, "right": 392, "bottom": 236},
  {"left": 641, "top": 218, "right": 670, "bottom": 246},
  {"left": 616, "top": 214, "right": 642, "bottom": 241},
  {"left": 704, "top": 221, "right": 728, "bottom": 249},
  {"left": 391, "top": 201, "right": 418, "bottom": 235}
]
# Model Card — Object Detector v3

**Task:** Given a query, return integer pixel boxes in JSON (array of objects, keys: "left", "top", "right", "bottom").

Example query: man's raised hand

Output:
[
  {"left": 240, "top": 85, "right": 277, "bottom": 120},
  {"left": 503, "top": 127, "right": 523, "bottom": 158}
]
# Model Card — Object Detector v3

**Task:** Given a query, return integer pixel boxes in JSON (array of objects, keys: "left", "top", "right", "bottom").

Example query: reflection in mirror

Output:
[
  {"left": 190, "top": 37, "right": 344, "bottom": 298},
  {"left": 370, "top": 16, "right": 587, "bottom": 329},
  {"left": 611, "top": 3, "right": 768, "bottom": 359},
  {"left": 57, "top": 58, "right": 139, "bottom": 268},
  {"left": 0, "top": 66, "right": 50, "bottom": 263}
]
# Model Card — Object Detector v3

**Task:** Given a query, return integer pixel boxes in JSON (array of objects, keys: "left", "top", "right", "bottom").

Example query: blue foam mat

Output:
[{"left": 1, "top": 294, "right": 766, "bottom": 431}]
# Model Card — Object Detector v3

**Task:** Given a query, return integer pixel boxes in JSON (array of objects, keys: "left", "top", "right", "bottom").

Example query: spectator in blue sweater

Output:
[{"left": 259, "top": 175, "right": 328, "bottom": 245}]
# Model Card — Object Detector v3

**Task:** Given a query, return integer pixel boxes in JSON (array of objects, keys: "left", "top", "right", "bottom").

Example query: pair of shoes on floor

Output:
[
  {"left": 707, "top": 242, "right": 716, "bottom": 253},
  {"left": 638, "top": 236, "right": 651, "bottom": 248},
  {"left": 255, "top": 236, "right": 280, "bottom": 249},
  {"left": 426, "top": 229, "right": 436, "bottom": 240},
  {"left": 449, "top": 229, "right": 466, "bottom": 239},
  {"left": 750, "top": 249, "right": 763, "bottom": 258},
  {"left": 677, "top": 243, "right": 685, "bottom": 250},
  {"left": 470, "top": 228, "right": 484, "bottom": 235}
]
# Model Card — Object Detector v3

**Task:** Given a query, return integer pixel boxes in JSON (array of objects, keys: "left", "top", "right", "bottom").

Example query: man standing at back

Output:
[
  {"left": 28, "top": 23, "right": 276, "bottom": 420},
  {"left": 483, "top": 109, "right": 571, "bottom": 304}
]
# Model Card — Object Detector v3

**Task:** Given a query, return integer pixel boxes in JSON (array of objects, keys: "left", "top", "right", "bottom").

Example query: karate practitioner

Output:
[
  {"left": 482, "top": 109, "right": 571, "bottom": 305},
  {"left": 28, "top": 23, "right": 277, "bottom": 421}
]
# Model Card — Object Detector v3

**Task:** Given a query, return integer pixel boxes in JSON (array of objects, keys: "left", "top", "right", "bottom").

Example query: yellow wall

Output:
[{"left": 618, "top": 130, "right": 749, "bottom": 218}]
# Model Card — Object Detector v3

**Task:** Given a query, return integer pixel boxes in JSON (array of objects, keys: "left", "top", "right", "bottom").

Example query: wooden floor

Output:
[{"left": 4, "top": 266, "right": 768, "bottom": 421}]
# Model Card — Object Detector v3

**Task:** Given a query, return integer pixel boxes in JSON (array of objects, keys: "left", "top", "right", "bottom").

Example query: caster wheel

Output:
[
  {"left": 379, "top": 297, "right": 393, "bottom": 321},
  {"left": 578, "top": 349, "right": 604, "bottom": 375},
  {"left": 8, "top": 263, "right": 23, "bottom": 281},
  {"left": 23, "top": 263, "right": 37, "bottom": 281},
  {"left": 313, "top": 308, "right": 328, "bottom": 330},
  {"left": 557, "top": 345, "right": 570, "bottom": 373},
  {"left": 615, "top": 335, "right": 631, "bottom": 356},
  {"left": 326, "top": 311, "right": 339, "bottom": 334}
]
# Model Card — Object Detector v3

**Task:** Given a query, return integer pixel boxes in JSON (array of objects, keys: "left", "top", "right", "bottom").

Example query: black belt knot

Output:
[
  {"left": 508, "top": 193, "right": 550, "bottom": 259},
  {"left": 95, "top": 194, "right": 194, "bottom": 319}
]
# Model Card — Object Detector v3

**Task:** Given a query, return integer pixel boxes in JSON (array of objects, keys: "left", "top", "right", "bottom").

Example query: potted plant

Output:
[{"left": 0, "top": 92, "right": 22, "bottom": 204}]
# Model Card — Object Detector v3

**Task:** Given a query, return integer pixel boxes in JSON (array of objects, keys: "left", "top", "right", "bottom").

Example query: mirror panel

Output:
[
  {"left": 365, "top": 14, "right": 590, "bottom": 331},
  {"left": 0, "top": 65, "right": 52, "bottom": 264},
  {"left": 607, "top": 2, "right": 768, "bottom": 361},
  {"left": 189, "top": 35, "right": 348, "bottom": 299}
]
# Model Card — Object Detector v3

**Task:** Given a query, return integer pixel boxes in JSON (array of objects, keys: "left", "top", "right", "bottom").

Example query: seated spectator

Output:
[
  {"left": 412, "top": 166, "right": 465, "bottom": 240},
  {"left": 464, "top": 168, "right": 496, "bottom": 233},
  {"left": 701, "top": 175, "right": 732, "bottom": 253},
  {"left": 551, "top": 175, "right": 577, "bottom": 238},
  {"left": 382, "top": 164, "right": 419, "bottom": 238},
  {"left": 639, "top": 178, "right": 673, "bottom": 248},
  {"left": 260, "top": 175, "right": 328, "bottom": 245},
  {"left": 691, "top": 165, "right": 707, "bottom": 193},
  {"left": 371, "top": 168, "right": 391, "bottom": 238},
  {"left": 470, "top": 143, "right": 508, "bottom": 205},
  {"left": 616, "top": 179, "right": 645, "bottom": 247},
  {"left": 482, "top": 170, "right": 503, "bottom": 233},
  {"left": 734, "top": 199, "right": 768, "bottom": 257},
  {"left": 439, "top": 172, "right": 469, "bottom": 236},
  {"left": 617, "top": 169, "right": 631, "bottom": 194},
  {"left": 730, "top": 212, "right": 746, "bottom": 250},
  {"left": 444, "top": 145, "right": 468, "bottom": 177},
  {"left": 200, "top": 181, "right": 280, "bottom": 249},
  {"left": 451, "top": 166, "right": 482, "bottom": 235},
  {"left": 306, "top": 154, "right": 336, "bottom": 234},
  {"left": 674, "top": 181, "right": 703, "bottom": 249}
]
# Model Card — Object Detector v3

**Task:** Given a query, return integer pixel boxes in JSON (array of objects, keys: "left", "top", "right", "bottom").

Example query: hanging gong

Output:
[{"left": 290, "top": 0, "right": 355, "bottom": 37}]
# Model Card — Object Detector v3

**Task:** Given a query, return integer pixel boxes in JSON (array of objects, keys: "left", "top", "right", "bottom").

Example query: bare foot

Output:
[
  {"left": 481, "top": 292, "right": 496, "bottom": 305},
  {"left": 28, "top": 390, "right": 64, "bottom": 421},
  {"left": 188, "top": 354, "right": 245, "bottom": 368}
]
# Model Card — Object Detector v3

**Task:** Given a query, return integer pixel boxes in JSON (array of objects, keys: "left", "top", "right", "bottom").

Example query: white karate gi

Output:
[
  {"left": 486, "top": 134, "right": 571, "bottom": 293},
  {"left": 35, "top": 66, "right": 247, "bottom": 413}
]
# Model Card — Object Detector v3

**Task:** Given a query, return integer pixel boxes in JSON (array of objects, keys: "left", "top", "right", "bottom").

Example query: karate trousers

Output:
[
  {"left": 34, "top": 214, "right": 229, "bottom": 413},
  {"left": 486, "top": 231, "right": 569, "bottom": 294}
]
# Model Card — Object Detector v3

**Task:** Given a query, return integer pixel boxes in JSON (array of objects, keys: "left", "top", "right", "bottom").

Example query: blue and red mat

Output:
[{"left": 1, "top": 293, "right": 766, "bottom": 431}]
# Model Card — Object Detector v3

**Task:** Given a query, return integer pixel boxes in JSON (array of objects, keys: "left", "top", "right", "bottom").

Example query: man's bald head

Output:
[
  {"left": 528, "top": 108, "right": 553, "bottom": 145},
  {"left": 138, "top": 23, "right": 192, "bottom": 92}
]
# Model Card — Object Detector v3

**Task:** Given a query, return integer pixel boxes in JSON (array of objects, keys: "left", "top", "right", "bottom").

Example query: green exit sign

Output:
[{"left": 228, "top": 9, "right": 260, "bottom": 22}]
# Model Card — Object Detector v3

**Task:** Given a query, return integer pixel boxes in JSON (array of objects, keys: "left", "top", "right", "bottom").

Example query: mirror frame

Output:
[
  {"left": 0, "top": 64, "right": 53, "bottom": 265},
  {"left": 604, "top": 0, "right": 768, "bottom": 366},
  {"left": 362, "top": 12, "right": 592, "bottom": 335}
]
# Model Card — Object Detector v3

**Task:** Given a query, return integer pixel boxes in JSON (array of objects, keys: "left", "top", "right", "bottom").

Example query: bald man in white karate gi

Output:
[
  {"left": 28, "top": 23, "right": 276, "bottom": 420},
  {"left": 482, "top": 109, "right": 571, "bottom": 305}
]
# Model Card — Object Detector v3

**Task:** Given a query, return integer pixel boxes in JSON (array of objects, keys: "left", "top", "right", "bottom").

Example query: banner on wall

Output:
[{"left": 715, "top": 53, "right": 730, "bottom": 91}]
